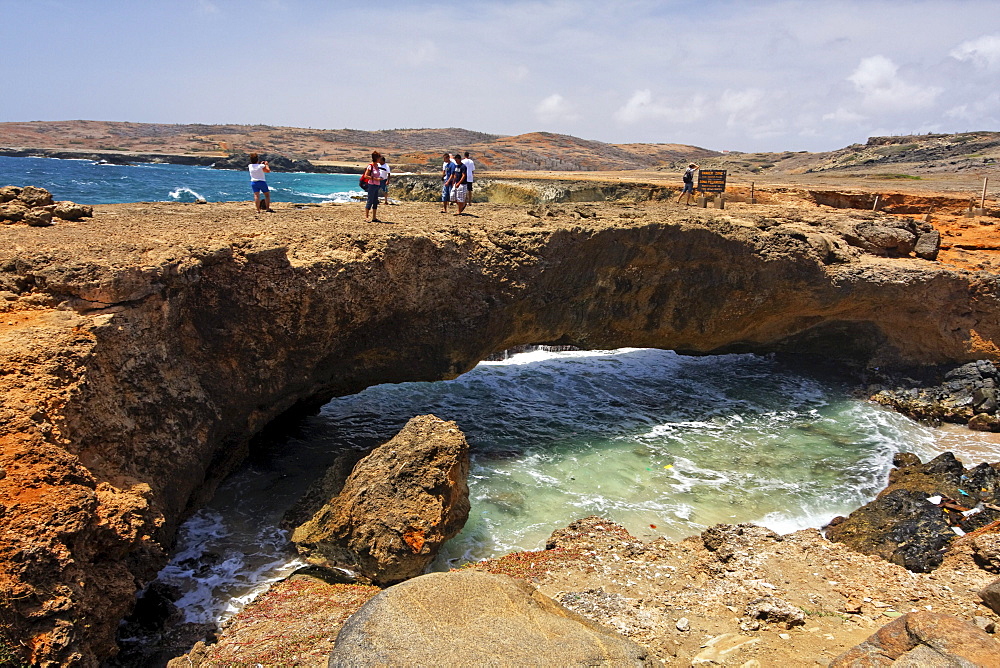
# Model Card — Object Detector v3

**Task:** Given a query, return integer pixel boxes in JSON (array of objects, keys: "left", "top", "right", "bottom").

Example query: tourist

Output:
[
  {"left": 362, "top": 151, "right": 383, "bottom": 222},
  {"left": 441, "top": 152, "right": 457, "bottom": 213},
  {"left": 378, "top": 155, "right": 391, "bottom": 205},
  {"left": 450, "top": 149, "right": 469, "bottom": 215},
  {"left": 248, "top": 153, "right": 272, "bottom": 212},
  {"left": 462, "top": 151, "right": 476, "bottom": 206},
  {"left": 676, "top": 163, "right": 698, "bottom": 205}
]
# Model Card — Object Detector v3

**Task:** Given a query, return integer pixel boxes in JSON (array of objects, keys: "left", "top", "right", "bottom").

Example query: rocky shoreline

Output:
[{"left": 2, "top": 195, "right": 1000, "bottom": 665}]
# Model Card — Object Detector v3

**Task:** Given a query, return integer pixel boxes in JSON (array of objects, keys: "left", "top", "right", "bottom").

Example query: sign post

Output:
[{"left": 698, "top": 169, "right": 727, "bottom": 209}]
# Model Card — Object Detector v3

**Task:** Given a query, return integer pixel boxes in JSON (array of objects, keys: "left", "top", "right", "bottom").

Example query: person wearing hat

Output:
[{"left": 677, "top": 163, "right": 698, "bottom": 205}]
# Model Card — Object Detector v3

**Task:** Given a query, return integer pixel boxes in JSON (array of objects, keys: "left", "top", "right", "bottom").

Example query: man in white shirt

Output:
[
  {"left": 462, "top": 152, "right": 476, "bottom": 207},
  {"left": 378, "top": 156, "right": 391, "bottom": 205},
  {"left": 248, "top": 152, "right": 272, "bottom": 212}
]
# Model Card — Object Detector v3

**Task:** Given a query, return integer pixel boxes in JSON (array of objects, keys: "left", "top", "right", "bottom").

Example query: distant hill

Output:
[
  {"left": 0, "top": 120, "right": 718, "bottom": 172},
  {"left": 1, "top": 121, "right": 997, "bottom": 176},
  {"left": 690, "top": 131, "right": 1000, "bottom": 177}
]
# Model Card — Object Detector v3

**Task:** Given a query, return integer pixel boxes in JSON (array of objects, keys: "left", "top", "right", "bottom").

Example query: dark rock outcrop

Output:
[
  {"left": 390, "top": 174, "right": 672, "bottom": 204},
  {"left": 327, "top": 570, "right": 659, "bottom": 667},
  {"left": 872, "top": 360, "right": 1000, "bottom": 430},
  {"left": 291, "top": 415, "right": 470, "bottom": 585},
  {"left": 830, "top": 611, "right": 1000, "bottom": 667},
  {"left": 825, "top": 452, "right": 1000, "bottom": 571},
  {"left": 209, "top": 151, "right": 363, "bottom": 174}
]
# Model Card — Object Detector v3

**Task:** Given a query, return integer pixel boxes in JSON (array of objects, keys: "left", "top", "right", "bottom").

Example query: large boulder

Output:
[
  {"left": 292, "top": 414, "right": 470, "bottom": 585},
  {"left": 826, "top": 452, "right": 1000, "bottom": 571},
  {"left": 17, "top": 185, "right": 54, "bottom": 207},
  {"left": 830, "top": 611, "right": 1000, "bottom": 666},
  {"left": 327, "top": 570, "right": 658, "bottom": 667},
  {"left": 53, "top": 201, "right": 93, "bottom": 221}
]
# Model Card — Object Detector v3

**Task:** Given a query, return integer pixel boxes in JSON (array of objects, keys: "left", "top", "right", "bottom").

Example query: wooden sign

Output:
[{"left": 698, "top": 170, "right": 727, "bottom": 193}]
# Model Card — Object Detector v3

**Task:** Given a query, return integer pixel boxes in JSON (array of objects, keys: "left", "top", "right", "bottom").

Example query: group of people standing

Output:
[{"left": 441, "top": 152, "right": 475, "bottom": 215}]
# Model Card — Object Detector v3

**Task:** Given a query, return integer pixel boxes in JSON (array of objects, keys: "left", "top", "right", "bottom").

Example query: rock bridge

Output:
[{"left": 1, "top": 199, "right": 999, "bottom": 665}]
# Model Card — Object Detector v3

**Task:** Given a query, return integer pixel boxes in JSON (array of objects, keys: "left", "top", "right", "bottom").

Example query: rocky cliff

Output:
[{"left": 1, "top": 198, "right": 999, "bottom": 665}]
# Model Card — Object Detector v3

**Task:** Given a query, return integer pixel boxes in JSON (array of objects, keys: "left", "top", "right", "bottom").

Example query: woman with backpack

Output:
[{"left": 362, "top": 151, "right": 383, "bottom": 222}]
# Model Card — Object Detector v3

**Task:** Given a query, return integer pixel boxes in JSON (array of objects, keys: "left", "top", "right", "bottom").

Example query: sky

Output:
[{"left": 3, "top": 0, "right": 999, "bottom": 153}]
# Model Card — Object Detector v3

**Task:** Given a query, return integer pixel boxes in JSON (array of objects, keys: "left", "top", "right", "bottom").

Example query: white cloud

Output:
[
  {"left": 822, "top": 107, "right": 865, "bottom": 123},
  {"left": 950, "top": 34, "right": 1000, "bottom": 70},
  {"left": 719, "top": 88, "right": 765, "bottom": 127},
  {"left": 847, "top": 55, "right": 941, "bottom": 111},
  {"left": 613, "top": 89, "right": 705, "bottom": 124},
  {"left": 407, "top": 40, "right": 439, "bottom": 67},
  {"left": 197, "top": 0, "right": 220, "bottom": 14},
  {"left": 536, "top": 94, "right": 579, "bottom": 122}
]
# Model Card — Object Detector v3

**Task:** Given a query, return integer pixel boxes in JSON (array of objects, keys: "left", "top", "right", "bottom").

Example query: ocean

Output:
[
  {"left": 156, "top": 348, "right": 1000, "bottom": 626},
  {"left": 4, "top": 156, "right": 998, "bottom": 632},
  {"left": 0, "top": 155, "right": 363, "bottom": 204}
]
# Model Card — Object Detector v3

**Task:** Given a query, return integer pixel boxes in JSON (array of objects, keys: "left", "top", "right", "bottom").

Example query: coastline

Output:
[{"left": 2, "top": 197, "right": 1000, "bottom": 665}]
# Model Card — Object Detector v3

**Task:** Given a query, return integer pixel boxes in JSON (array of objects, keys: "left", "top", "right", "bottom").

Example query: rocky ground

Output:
[
  {"left": 2, "top": 176, "right": 1000, "bottom": 666},
  {"left": 171, "top": 514, "right": 1000, "bottom": 666}
]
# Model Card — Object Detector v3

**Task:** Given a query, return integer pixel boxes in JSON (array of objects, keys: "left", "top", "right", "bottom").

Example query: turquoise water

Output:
[
  {"left": 0, "top": 155, "right": 362, "bottom": 204},
  {"left": 154, "top": 348, "right": 1000, "bottom": 624}
]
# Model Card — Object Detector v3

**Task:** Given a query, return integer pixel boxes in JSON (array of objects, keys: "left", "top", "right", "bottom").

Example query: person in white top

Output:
[
  {"left": 461, "top": 152, "right": 476, "bottom": 207},
  {"left": 378, "top": 156, "right": 391, "bottom": 205},
  {"left": 248, "top": 152, "right": 272, "bottom": 212}
]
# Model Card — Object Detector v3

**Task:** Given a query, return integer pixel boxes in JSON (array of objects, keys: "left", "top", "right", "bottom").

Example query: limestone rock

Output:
[
  {"left": 23, "top": 208, "right": 53, "bottom": 227},
  {"left": 914, "top": 229, "right": 941, "bottom": 260},
  {"left": 830, "top": 611, "right": 1000, "bottom": 667},
  {"left": 292, "top": 414, "right": 470, "bottom": 585},
  {"left": 973, "top": 535, "right": 1000, "bottom": 573},
  {"left": 739, "top": 596, "right": 805, "bottom": 631},
  {"left": 826, "top": 452, "right": 1000, "bottom": 571},
  {"left": 327, "top": 570, "right": 658, "bottom": 667},
  {"left": 0, "top": 202, "right": 27, "bottom": 223},
  {"left": 980, "top": 579, "right": 1000, "bottom": 615},
  {"left": 53, "top": 201, "right": 93, "bottom": 221},
  {"left": 0, "top": 185, "right": 21, "bottom": 202},
  {"left": 17, "top": 185, "right": 54, "bottom": 207}
]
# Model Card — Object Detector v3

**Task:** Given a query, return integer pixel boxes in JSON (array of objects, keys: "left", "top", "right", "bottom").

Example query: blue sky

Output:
[{"left": 4, "top": 0, "right": 999, "bottom": 152}]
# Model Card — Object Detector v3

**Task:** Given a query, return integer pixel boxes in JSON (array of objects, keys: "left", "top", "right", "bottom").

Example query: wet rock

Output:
[
  {"left": 969, "top": 412, "right": 1000, "bottom": 431},
  {"left": 826, "top": 452, "right": 1000, "bottom": 571},
  {"left": 291, "top": 415, "right": 470, "bottom": 586},
  {"left": 17, "top": 185, "right": 54, "bottom": 207},
  {"left": 53, "top": 201, "right": 93, "bottom": 221},
  {"left": 980, "top": 579, "right": 1000, "bottom": 615},
  {"left": 739, "top": 596, "right": 805, "bottom": 631},
  {"left": 830, "top": 611, "right": 1000, "bottom": 666},
  {"left": 328, "top": 570, "right": 658, "bottom": 667}
]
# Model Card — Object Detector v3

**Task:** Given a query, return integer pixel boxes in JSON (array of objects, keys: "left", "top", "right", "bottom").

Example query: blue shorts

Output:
[
  {"left": 251, "top": 180, "right": 269, "bottom": 193},
  {"left": 681, "top": 182, "right": 694, "bottom": 193},
  {"left": 379, "top": 183, "right": 388, "bottom": 195},
  {"left": 442, "top": 184, "right": 452, "bottom": 202}
]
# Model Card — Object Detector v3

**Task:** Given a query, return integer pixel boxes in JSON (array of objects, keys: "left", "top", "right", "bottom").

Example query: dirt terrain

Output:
[{"left": 180, "top": 517, "right": 999, "bottom": 667}]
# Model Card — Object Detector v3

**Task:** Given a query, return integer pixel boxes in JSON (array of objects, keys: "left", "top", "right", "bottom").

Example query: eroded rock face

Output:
[
  {"left": 328, "top": 570, "right": 658, "bottom": 667},
  {"left": 825, "top": 452, "right": 1000, "bottom": 571},
  {"left": 830, "top": 611, "right": 1000, "bottom": 667},
  {"left": 291, "top": 415, "right": 470, "bottom": 585},
  {"left": 2, "top": 200, "right": 1000, "bottom": 665}
]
